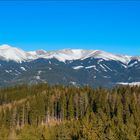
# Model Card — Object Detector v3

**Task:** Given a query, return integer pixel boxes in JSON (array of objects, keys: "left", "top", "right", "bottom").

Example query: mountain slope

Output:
[{"left": 0, "top": 44, "right": 140, "bottom": 87}]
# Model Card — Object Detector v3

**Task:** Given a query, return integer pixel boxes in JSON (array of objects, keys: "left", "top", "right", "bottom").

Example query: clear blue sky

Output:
[{"left": 0, "top": 1, "right": 140, "bottom": 55}]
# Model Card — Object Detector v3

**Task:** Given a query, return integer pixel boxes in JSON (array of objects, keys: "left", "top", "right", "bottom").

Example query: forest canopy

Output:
[{"left": 0, "top": 84, "right": 140, "bottom": 140}]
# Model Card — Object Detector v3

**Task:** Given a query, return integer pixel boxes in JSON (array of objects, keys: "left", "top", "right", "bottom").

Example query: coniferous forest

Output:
[{"left": 0, "top": 84, "right": 140, "bottom": 140}]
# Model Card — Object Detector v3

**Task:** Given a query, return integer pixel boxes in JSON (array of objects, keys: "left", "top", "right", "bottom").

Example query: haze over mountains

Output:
[{"left": 0, "top": 44, "right": 140, "bottom": 87}]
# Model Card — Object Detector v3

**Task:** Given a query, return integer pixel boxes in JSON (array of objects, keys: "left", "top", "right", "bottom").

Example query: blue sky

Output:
[{"left": 0, "top": 1, "right": 140, "bottom": 55}]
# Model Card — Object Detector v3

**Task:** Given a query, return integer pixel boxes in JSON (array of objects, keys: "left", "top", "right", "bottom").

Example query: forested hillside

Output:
[{"left": 0, "top": 84, "right": 140, "bottom": 139}]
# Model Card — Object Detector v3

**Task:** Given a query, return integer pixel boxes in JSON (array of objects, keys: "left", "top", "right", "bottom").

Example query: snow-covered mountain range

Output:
[
  {"left": 0, "top": 44, "right": 140, "bottom": 87},
  {"left": 0, "top": 44, "right": 137, "bottom": 64}
]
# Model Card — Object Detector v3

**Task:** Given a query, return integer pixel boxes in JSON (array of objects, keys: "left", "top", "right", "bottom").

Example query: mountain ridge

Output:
[
  {"left": 0, "top": 44, "right": 140, "bottom": 88},
  {"left": 0, "top": 44, "right": 137, "bottom": 64}
]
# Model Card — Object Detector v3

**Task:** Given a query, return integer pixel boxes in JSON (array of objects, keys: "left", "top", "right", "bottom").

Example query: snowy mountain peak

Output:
[
  {"left": 0, "top": 44, "right": 13, "bottom": 49},
  {"left": 35, "top": 50, "right": 47, "bottom": 55},
  {"left": 0, "top": 44, "right": 28, "bottom": 62}
]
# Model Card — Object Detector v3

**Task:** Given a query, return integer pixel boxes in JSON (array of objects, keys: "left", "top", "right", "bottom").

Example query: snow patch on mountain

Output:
[
  {"left": 35, "top": 76, "right": 40, "bottom": 80},
  {"left": 100, "top": 64, "right": 107, "bottom": 72},
  {"left": 20, "top": 67, "right": 26, "bottom": 71},
  {"left": 117, "top": 82, "right": 140, "bottom": 86},
  {"left": 85, "top": 65, "right": 96, "bottom": 69},
  {"left": 103, "top": 64, "right": 112, "bottom": 71},
  {"left": 73, "top": 66, "right": 84, "bottom": 70},
  {"left": 128, "top": 61, "right": 138, "bottom": 67}
]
